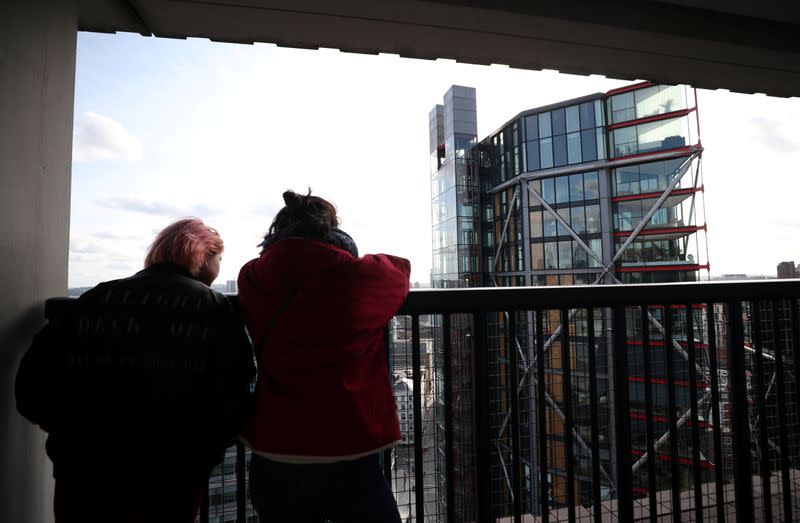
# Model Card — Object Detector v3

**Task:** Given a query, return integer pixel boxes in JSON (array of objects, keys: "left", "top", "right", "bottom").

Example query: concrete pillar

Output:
[{"left": 0, "top": 1, "right": 77, "bottom": 521}]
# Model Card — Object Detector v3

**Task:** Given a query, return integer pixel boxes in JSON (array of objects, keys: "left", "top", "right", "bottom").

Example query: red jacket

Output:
[{"left": 237, "top": 238, "right": 410, "bottom": 460}]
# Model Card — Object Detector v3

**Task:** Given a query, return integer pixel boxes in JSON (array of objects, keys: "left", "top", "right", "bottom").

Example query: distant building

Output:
[
  {"left": 225, "top": 279, "right": 237, "bottom": 293},
  {"left": 393, "top": 377, "right": 415, "bottom": 444},
  {"left": 778, "top": 261, "right": 799, "bottom": 279},
  {"left": 429, "top": 82, "right": 710, "bottom": 518}
]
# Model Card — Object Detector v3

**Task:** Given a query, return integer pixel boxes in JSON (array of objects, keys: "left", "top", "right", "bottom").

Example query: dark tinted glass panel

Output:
[
  {"left": 570, "top": 206, "right": 586, "bottom": 233},
  {"left": 525, "top": 115, "right": 538, "bottom": 141},
  {"left": 526, "top": 140, "right": 540, "bottom": 171},
  {"left": 566, "top": 106, "right": 580, "bottom": 133},
  {"left": 540, "top": 137, "right": 553, "bottom": 169},
  {"left": 553, "top": 134, "right": 568, "bottom": 167},
  {"left": 569, "top": 174, "right": 584, "bottom": 202},
  {"left": 552, "top": 108, "right": 566, "bottom": 135},
  {"left": 555, "top": 176, "right": 569, "bottom": 204},
  {"left": 579, "top": 102, "right": 595, "bottom": 129},
  {"left": 541, "top": 177, "right": 555, "bottom": 204},
  {"left": 539, "top": 112, "right": 552, "bottom": 138},
  {"left": 567, "top": 132, "right": 581, "bottom": 164},
  {"left": 581, "top": 129, "right": 597, "bottom": 162},
  {"left": 573, "top": 242, "right": 589, "bottom": 268},
  {"left": 584, "top": 171, "right": 599, "bottom": 199}
]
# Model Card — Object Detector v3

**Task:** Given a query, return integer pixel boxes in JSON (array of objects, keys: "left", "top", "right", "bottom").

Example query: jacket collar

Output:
[{"left": 137, "top": 262, "right": 195, "bottom": 280}]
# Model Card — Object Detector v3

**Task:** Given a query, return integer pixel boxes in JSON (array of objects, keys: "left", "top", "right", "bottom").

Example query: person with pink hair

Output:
[{"left": 16, "top": 218, "right": 256, "bottom": 523}]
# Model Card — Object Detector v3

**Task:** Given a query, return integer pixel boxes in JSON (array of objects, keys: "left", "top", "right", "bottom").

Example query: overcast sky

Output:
[{"left": 68, "top": 32, "right": 800, "bottom": 287}]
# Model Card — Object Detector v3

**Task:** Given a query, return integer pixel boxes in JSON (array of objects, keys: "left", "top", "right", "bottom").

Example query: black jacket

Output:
[{"left": 15, "top": 263, "right": 257, "bottom": 480}]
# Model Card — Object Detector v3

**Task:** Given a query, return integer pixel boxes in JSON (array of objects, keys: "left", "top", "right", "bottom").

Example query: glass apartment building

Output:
[{"left": 428, "top": 82, "right": 711, "bottom": 519}]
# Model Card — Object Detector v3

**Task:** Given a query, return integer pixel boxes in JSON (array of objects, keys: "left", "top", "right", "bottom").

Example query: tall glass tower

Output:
[{"left": 429, "top": 82, "right": 712, "bottom": 519}]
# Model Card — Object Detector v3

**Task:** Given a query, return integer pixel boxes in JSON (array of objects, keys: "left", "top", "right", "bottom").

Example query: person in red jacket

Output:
[{"left": 238, "top": 190, "right": 410, "bottom": 522}]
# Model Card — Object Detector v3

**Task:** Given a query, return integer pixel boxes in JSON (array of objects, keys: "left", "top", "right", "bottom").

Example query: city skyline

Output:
[{"left": 69, "top": 32, "right": 800, "bottom": 287}]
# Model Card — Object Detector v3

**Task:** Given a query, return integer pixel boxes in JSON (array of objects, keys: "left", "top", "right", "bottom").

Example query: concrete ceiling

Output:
[{"left": 77, "top": 0, "right": 800, "bottom": 97}]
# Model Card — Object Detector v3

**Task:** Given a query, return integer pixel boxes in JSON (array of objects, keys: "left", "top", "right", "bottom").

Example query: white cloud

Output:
[
  {"left": 73, "top": 111, "right": 143, "bottom": 162},
  {"left": 98, "top": 196, "right": 220, "bottom": 218}
]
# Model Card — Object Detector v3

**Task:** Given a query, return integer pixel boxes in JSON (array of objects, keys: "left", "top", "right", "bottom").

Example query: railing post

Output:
[
  {"left": 508, "top": 312, "right": 523, "bottom": 523},
  {"left": 640, "top": 305, "right": 657, "bottom": 523},
  {"left": 587, "top": 308, "right": 603, "bottom": 523},
  {"left": 664, "top": 305, "right": 682, "bottom": 523},
  {"left": 474, "top": 311, "right": 493, "bottom": 522},
  {"left": 727, "top": 300, "right": 754, "bottom": 523},
  {"left": 772, "top": 300, "right": 794, "bottom": 523},
  {"left": 706, "top": 303, "right": 726, "bottom": 523},
  {"left": 560, "top": 307, "right": 576, "bottom": 522},
  {"left": 442, "top": 314, "right": 456, "bottom": 523},
  {"left": 535, "top": 309, "right": 550, "bottom": 523},
  {"left": 686, "top": 305, "right": 703, "bottom": 523},
  {"left": 411, "top": 315, "right": 425, "bottom": 523},
  {"left": 612, "top": 305, "right": 633, "bottom": 523},
  {"left": 752, "top": 302, "right": 772, "bottom": 522}
]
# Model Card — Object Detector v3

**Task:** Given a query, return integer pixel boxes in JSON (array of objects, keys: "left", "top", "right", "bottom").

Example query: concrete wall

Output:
[{"left": 0, "top": 1, "right": 77, "bottom": 521}]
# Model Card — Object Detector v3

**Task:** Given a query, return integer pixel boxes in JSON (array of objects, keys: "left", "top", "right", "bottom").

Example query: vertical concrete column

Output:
[{"left": 0, "top": 1, "right": 77, "bottom": 521}]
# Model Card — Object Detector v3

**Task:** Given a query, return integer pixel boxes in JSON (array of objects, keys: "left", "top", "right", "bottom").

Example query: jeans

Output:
[{"left": 249, "top": 452, "right": 402, "bottom": 523}]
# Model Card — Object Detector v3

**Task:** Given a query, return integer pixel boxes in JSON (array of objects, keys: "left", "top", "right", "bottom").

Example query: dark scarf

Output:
[{"left": 258, "top": 224, "right": 359, "bottom": 257}]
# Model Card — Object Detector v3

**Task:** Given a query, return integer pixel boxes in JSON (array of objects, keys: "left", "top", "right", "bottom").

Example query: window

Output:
[
  {"left": 557, "top": 208, "right": 570, "bottom": 236},
  {"left": 555, "top": 176, "right": 569, "bottom": 204},
  {"left": 558, "top": 240, "right": 572, "bottom": 269},
  {"left": 525, "top": 114, "right": 538, "bottom": 141},
  {"left": 539, "top": 112, "right": 552, "bottom": 138},
  {"left": 553, "top": 134, "right": 567, "bottom": 167},
  {"left": 580, "top": 129, "right": 596, "bottom": 162},
  {"left": 567, "top": 132, "right": 582, "bottom": 165},
  {"left": 586, "top": 204, "right": 601, "bottom": 233},
  {"left": 544, "top": 242, "right": 558, "bottom": 269},
  {"left": 589, "top": 238, "right": 603, "bottom": 267},
  {"left": 540, "top": 137, "right": 553, "bottom": 169},
  {"left": 615, "top": 165, "right": 639, "bottom": 195},
  {"left": 596, "top": 128, "right": 606, "bottom": 160},
  {"left": 552, "top": 108, "right": 566, "bottom": 135},
  {"left": 570, "top": 206, "right": 586, "bottom": 234},
  {"left": 543, "top": 213, "right": 557, "bottom": 237},
  {"left": 584, "top": 172, "right": 599, "bottom": 199},
  {"left": 541, "top": 178, "right": 555, "bottom": 204},
  {"left": 635, "top": 85, "right": 687, "bottom": 118},
  {"left": 569, "top": 173, "right": 584, "bottom": 202},
  {"left": 530, "top": 211, "right": 543, "bottom": 238},
  {"left": 612, "top": 126, "right": 638, "bottom": 157},
  {"left": 566, "top": 105, "right": 580, "bottom": 133},
  {"left": 573, "top": 242, "right": 589, "bottom": 268},
  {"left": 526, "top": 140, "right": 540, "bottom": 171},
  {"left": 610, "top": 91, "right": 635, "bottom": 123},
  {"left": 579, "top": 101, "right": 595, "bottom": 130},
  {"left": 532, "top": 243, "right": 544, "bottom": 270},
  {"left": 594, "top": 99, "right": 605, "bottom": 127}
]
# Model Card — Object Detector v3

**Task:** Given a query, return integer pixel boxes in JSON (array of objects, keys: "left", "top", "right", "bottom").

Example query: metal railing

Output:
[{"left": 46, "top": 279, "right": 800, "bottom": 522}]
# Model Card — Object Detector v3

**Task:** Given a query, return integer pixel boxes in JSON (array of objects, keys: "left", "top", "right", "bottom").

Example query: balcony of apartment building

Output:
[{"left": 3, "top": 2, "right": 800, "bottom": 523}]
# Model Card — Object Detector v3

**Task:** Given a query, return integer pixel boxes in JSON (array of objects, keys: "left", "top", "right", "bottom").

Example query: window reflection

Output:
[{"left": 540, "top": 138, "right": 554, "bottom": 169}]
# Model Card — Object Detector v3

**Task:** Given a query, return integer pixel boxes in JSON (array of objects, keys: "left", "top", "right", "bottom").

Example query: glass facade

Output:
[
  {"left": 523, "top": 99, "right": 605, "bottom": 173},
  {"left": 428, "top": 81, "right": 708, "bottom": 520}
]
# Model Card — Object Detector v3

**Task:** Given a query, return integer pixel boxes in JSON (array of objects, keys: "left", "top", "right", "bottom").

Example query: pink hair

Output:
[{"left": 144, "top": 218, "right": 224, "bottom": 275}]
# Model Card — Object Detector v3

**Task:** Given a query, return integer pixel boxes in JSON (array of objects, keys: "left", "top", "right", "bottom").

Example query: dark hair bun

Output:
[
  {"left": 283, "top": 190, "right": 303, "bottom": 209},
  {"left": 269, "top": 189, "right": 339, "bottom": 239}
]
